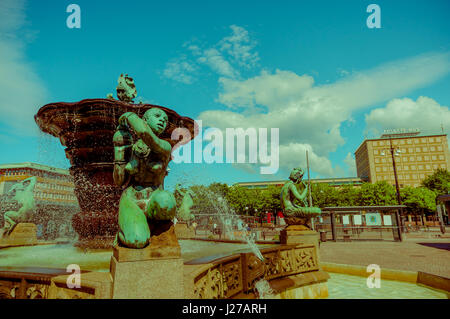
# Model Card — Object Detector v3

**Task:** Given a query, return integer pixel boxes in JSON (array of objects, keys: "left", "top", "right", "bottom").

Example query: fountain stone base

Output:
[
  {"left": 110, "top": 222, "right": 184, "bottom": 298},
  {"left": 0, "top": 223, "right": 37, "bottom": 248},
  {"left": 110, "top": 254, "right": 184, "bottom": 299},
  {"left": 280, "top": 225, "right": 319, "bottom": 247}
]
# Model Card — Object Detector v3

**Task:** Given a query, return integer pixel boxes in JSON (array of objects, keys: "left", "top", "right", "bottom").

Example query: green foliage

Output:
[
  {"left": 336, "top": 184, "right": 361, "bottom": 206},
  {"left": 359, "top": 181, "right": 397, "bottom": 206},
  {"left": 311, "top": 183, "right": 339, "bottom": 208},
  {"left": 400, "top": 186, "right": 436, "bottom": 214},
  {"left": 226, "top": 185, "right": 282, "bottom": 216},
  {"left": 184, "top": 177, "right": 441, "bottom": 218},
  {"left": 189, "top": 184, "right": 229, "bottom": 215},
  {"left": 421, "top": 169, "right": 450, "bottom": 196}
]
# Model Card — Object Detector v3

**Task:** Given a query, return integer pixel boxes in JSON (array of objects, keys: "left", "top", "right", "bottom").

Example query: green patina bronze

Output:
[
  {"left": 174, "top": 184, "right": 195, "bottom": 221},
  {"left": 281, "top": 167, "right": 321, "bottom": 220},
  {"left": 113, "top": 107, "right": 176, "bottom": 249},
  {"left": 1, "top": 177, "right": 37, "bottom": 236}
]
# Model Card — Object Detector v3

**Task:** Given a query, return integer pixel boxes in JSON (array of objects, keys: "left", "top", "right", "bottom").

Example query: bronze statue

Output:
[
  {"left": 1, "top": 177, "right": 37, "bottom": 236},
  {"left": 113, "top": 108, "right": 176, "bottom": 248},
  {"left": 280, "top": 167, "right": 321, "bottom": 226}
]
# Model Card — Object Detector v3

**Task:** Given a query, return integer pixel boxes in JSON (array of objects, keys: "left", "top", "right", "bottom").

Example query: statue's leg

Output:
[
  {"left": 117, "top": 187, "right": 150, "bottom": 248},
  {"left": 146, "top": 189, "right": 176, "bottom": 221},
  {"left": 3, "top": 211, "right": 19, "bottom": 235},
  {"left": 293, "top": 207, "right": 321, "bottom": 218}
]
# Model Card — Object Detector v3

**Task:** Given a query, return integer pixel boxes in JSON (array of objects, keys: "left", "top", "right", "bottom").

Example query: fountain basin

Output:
[
  {"left": 0, "top": 242, "right": 447, "bottom": 299},
  {"left": 34, "top": 99, "right": 197, "bottom": 244}
]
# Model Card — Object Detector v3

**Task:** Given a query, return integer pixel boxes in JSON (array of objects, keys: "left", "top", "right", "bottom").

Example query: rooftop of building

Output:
[
  {"left": 355, "top": 131, "right": 448, "bottom": 155},
  {"left": 234, "top": 177, "right": 364, "bottom": 188},
  {"left": 0, "top": 162, "right": 70, "bottom": 176}
]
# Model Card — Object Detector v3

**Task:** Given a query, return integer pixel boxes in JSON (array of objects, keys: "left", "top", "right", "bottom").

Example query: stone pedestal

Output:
[
  {"left": 110, "top": 222, "right": 184, "bottom": 299},
  {"left": 0, "top": 223, "right": 37, "bottom": 248},
  {"left": 280, "top": 225, "right": 319, "bottom": 248},
  {"left": 110, "top": 247, "right": 184, "bottom": 299}
]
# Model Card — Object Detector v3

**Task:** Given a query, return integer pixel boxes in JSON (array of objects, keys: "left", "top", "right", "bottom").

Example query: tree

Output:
[
  {"left": 400, "top": 187, "right": 436, "bottom": 215},
  {"left": 259, "top": 185, "right": 282, "bottom": 213},
  {"left": 311, "top": 183, "right": 339, "bottom": 208},
  {"left": 336, "top": 184, "right": 361, "bottom": 206},
  {"left": 359, "top": 181, "right": 397, "bottom": 206},
  {"left": 422, "top": 169, "right": 450, "bottom": 196}
]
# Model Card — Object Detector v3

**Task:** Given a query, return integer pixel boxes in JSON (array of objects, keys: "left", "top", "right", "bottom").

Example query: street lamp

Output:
[
  {"left": 381, "top": 138, "right": 404, "bottom": 235},
  {"left": 380, "top": 139, "right": 402, "bottom": 207}
]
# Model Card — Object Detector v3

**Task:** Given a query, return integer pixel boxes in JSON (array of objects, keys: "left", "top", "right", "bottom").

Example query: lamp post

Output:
[
  {"left": 381, "top": 138, "right": 404, "bottom": 239},
  {"left": 381, "top": 139, "right": 402, "bottom": 206}
]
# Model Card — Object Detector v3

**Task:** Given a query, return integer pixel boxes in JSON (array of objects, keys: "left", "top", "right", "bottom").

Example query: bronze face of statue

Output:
[{"left": 113, "top": 108, "right": 177, "bottom": 249}]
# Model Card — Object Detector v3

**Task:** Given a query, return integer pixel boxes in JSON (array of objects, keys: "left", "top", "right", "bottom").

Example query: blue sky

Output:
[{"left": 0, "top": 0, "right": 449, "bottom": 188}]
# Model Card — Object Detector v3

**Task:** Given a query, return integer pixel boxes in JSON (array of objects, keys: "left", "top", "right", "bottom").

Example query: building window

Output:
[
  {"left": 422, "top": 147, "right": 428, "bottom": 152},
  {"left": 407, "top": 140, "right": 412, "bottom": 144},
  {"left": 417, "top": 156, "right": 422, "bottom": 161},
  {"left": 441, "top": 164, "right": 446, "bottom": 169},
  {"left": 439, "top": 155, "right": 444, "bottom": 160},
  {"left": 415, "top": 148, "right": 421, "bottom": 152},
  {"left": 424, "top": 156, "right": 430, "bottom": 161}
]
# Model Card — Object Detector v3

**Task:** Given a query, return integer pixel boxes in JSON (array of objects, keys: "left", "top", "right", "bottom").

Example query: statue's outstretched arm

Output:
[{"left": 118, "top": 112, "right": 171, "bottom": 156}]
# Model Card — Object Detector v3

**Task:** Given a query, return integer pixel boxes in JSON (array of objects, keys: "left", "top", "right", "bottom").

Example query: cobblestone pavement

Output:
[{"left": 319, "top": 238, "right": 450, "bottom": 278}]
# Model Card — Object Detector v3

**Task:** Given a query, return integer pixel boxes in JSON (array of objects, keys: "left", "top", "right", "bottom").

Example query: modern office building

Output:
[
  {"left": 354, "top": 131, "right": 449, "bottom": 188},
  {"left": 0, "top": 162, "right": 79, "bottom": 238},
  {"left": 0, "top": 162, "right": 78, "bottom": 204}
]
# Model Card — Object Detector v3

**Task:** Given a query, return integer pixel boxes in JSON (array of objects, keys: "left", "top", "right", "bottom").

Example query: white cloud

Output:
[
  {"left": 365, "top": 96, "right": 450, "bottom": 136},
  {"left": 344, "top": 152, "right": 357, "bottom": 176},
  {"left": 163, "top": 56, "right": 197, "bottom": 84},
  {"left": 0, "top": 0, "right": 48, "bottom": 136},
  {"left": 219, "top": 25, "right": 259, "bottom": 68},
  {"left": 163, "top": 25, "right": 259, "bottom": 83},
  {"left": 199, "top": 52, "right": 450, "bottom": 177},
  {"left": 197, "top": 48, "right": 239, "bottom": 78}
]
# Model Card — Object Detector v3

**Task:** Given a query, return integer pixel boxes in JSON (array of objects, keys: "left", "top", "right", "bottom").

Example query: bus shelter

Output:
[{"left": 318, "top": 205, "right": 406, "bottom": 242}]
